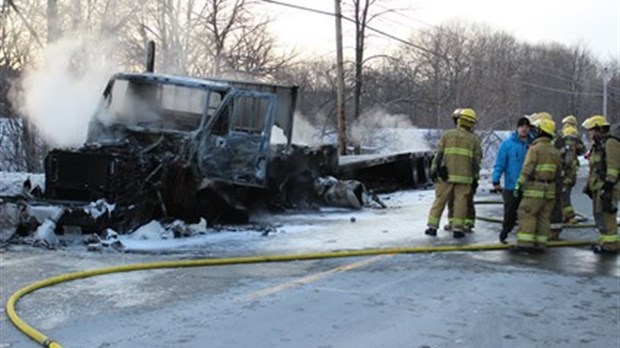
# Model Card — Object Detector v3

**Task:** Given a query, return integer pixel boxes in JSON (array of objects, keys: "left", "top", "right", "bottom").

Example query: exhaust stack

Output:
[{"left": 145, "top": 40, "right": 155, "bottom": 73}]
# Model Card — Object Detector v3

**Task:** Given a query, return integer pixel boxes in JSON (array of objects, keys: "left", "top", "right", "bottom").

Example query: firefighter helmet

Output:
[
  {"left": 451, "top": 108, "right": 461, "bottom": 120},
  {"left": 525, "top": 112, "right": 552, "bottom": 124},
  {"left": 581, "top": 115, "right": 610, "bottom": 130},
  {"left": 562, "top": 126, "right": 578, "bottom": 137},
  {"left": 452, "top": 108, "right": 477, "bottom": 124},
  {"left": 562, "top": 115, "right": 578, "bottom": 126},
  {"left": 533, "top": 118, "right": 556, "bottom": 137}
]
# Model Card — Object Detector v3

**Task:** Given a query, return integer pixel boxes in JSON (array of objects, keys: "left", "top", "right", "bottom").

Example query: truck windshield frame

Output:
[{"left": 97, "top": 75, "right": 229, "bottom": 133}]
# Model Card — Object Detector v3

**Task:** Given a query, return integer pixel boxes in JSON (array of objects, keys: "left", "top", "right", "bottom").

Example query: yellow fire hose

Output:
[{"left": 7, "top": 240, "right": 594, "bottom": 348}]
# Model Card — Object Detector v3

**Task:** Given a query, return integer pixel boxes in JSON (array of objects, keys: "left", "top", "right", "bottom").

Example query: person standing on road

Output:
[
  {"left": 492, "top": 116, "right": 532, "bottom": 243},
  {"left": 557, "top": 117, "right": 586, "bottom": 225},
  {"left": 445, "top": 112, "right": 480, "bottom": 233},
  {"left": 513, "top": 118, "right": 562, "bottom": 252},
  {"left": 526, "top": 112, "right": 566, "bottom": 240},
  {"left": 581, "top": 115, "right": 620, "bottom": 253},
  {"left": 425, "top": 108, "right": 482, "bottom": 239}
]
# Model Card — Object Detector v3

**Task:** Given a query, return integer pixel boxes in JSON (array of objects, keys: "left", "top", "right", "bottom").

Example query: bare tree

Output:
[
  {"left": 223, "top": 20, "right": 295, "bottom": 80},
  {"left": 345, "top": 0, "right": 398, "bottom": 122}
]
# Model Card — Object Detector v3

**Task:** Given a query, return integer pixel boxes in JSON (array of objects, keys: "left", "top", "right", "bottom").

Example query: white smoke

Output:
[
  {"left": 350, "top": 107, "right": 431, "bottom": 154},
  {"left": 271, "top": 111, "right": 326, "bottom": 146},
  {"left": 12, "top": 34, "right": 119, "bottom": 148}
]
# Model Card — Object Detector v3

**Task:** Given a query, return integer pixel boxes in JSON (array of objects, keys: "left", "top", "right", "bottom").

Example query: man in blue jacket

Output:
[{"left": 493, "top": 116, "right": 532, "bottom": 243}]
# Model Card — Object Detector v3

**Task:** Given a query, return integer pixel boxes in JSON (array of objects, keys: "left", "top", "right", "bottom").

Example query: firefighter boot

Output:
[
  {"left": 425, "top": 227, "right": 437, "bottom": 237},
  {"left": 499, "top": 229, "right": 509, "bottom": 244},
  {"left": 592, "top": 242, "right": 620, "bottom": 254},
  {"left": 453, "top": 230, "right": 466, "bottom": 239}
]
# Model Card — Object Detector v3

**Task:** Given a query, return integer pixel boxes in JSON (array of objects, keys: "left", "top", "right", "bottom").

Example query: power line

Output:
[
  {"left": 259, "top": 0, "right": 619, "bottom": 101},
  {"left": 516, "top": 80, "right": 604, "bottom": 97},
  {"left": 257, "top": 0, "right": 443, "bottom": 57},
  {"left": 369, "top": 4, "right": 615, "bottom": 91}
]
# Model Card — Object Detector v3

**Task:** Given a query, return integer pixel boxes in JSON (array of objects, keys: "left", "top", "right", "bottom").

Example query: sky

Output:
[{"left": 260, "top": 0, "right": 620, "bottom": 63}]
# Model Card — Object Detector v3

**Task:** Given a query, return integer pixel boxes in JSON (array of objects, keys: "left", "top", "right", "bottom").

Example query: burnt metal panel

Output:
[
  {"left": 201, "top": 78, "right": 298, "bottom": 147},
  {"left": 337, "top": 151, "right": 433, "bottom": 192}
]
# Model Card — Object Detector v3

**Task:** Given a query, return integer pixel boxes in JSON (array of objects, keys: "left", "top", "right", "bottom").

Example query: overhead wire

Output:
[{"left": 258, "top": 0, "right": 617, "bottom": 101}]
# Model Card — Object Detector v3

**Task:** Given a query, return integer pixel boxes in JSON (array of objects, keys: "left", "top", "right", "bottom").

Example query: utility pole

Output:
[
  {"left": 602, "top": 67, "right": 610, "bottom": 117},
  {"left": 334, "top": 0, "right": 347, "bottom": 155}
]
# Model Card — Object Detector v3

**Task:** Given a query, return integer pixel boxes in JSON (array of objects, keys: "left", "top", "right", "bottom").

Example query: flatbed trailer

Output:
[{"left": 337, "top": 151, "right": 433, "bottom": 192}]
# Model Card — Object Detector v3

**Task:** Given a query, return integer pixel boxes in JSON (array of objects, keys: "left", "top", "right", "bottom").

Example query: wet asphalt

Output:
[{"left": 0, "top": 178, "right": 618, "bottom": 348}]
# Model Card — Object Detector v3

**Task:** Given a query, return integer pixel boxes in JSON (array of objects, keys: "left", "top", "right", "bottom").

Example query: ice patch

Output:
[
  {"left": 127, "top": 220, "right": 174, "bottom": 241},
  {"left": 83, "top": 199, "right": 115, "bottom": 219},
  {"left": 33, "top": 219, "right": 59, "bottom": 248}
]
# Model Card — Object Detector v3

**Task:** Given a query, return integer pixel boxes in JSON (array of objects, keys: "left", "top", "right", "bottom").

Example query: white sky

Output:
[{"left": 261, "top": 0, "right": 620, "bottom": 63}]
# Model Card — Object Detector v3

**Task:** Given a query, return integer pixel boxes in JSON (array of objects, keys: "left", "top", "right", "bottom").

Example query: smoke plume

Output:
[
  {"left": 11, "top": 34, "right": 119, "bottom": 148},
  {"left": 350, "top": 108, "right": 431, "bottom": 154}
]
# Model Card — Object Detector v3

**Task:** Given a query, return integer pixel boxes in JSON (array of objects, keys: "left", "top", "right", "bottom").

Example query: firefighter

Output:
[
  {"left": 527, "top": 112, "right": 565, "bottom": 240},
  {"left": 561, "top": 114, "right": 578, "bottom": 131},
  {"left": 425, "top": 108, "right": 482, "bottom": 238},
  {"left": 581, "top": 115, "right": 620, "bottom": 253},
  {"left": 514, "top": 118, "right": 562, "bottom": 251},
  {"left": 493, "top": 116, "right": 532, "bottom": 243},
  {"left": 445, "top": 112, "right": 480, "bottom": 233},
  {"left": 558, "top": 118, "right": 586, "bottom": 224}
]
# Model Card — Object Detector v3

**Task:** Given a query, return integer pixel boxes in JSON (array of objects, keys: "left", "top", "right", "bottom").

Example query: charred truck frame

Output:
[
  {"left": 15, "top": 65, "right": 432, "bottom": 235},
  {"left": 44, "top": 72, "right": 343, "bottom": 232}
]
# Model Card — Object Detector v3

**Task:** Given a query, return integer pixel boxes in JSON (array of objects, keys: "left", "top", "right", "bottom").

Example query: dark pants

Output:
[{"left": 502, "top": 190, "right": 521, "bottom": 234}]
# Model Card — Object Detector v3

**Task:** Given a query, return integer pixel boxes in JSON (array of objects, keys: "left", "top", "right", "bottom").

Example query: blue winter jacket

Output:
[{"left": 492, "top": 131, "right": 530, "bottom": 190}]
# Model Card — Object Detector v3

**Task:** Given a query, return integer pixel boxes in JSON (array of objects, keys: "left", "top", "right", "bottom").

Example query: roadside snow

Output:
[{"left": 0, "top": 171, "right": 44, "bottom": 196}]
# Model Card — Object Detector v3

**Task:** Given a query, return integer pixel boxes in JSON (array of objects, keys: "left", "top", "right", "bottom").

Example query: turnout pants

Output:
[
  {"left": 562, "top": 183, "right": 576, "bottom": 221},
  {"left": 592, "top": 189, "right": 620, "bottom": 251},
  {"left": 517, "top": 197, "right": 555, "bottom": 248},
  {"left": 447, "top": 190, "right": 476, "bottom": 228},
  {"left": 428, "top": 181, "right": 472, "bottom": 232},
  {"left": 550, "top": 181, "right": 564, "bottom": 239}
]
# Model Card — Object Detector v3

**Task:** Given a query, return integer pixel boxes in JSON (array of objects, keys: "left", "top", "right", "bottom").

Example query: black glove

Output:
[
  {"left": 583, "top": 185, "right": 593, "bottom": 199},
  {"left": 438, "top": 166, "right": 449, "bottom": 181},
  {"left": 513, "top": 182, "right": 523, "bottom": 198},
  {"left": 430, "top": 170, "right": 438, "bottom": 183}
]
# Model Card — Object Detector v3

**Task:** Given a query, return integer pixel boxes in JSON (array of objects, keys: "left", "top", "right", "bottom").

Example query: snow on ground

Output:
[
  {"left": 114, "top": 188, "right": 436, "bottom": 255},
  {"left": 0, "top": 132, "right": 591, "bottom": 256},
  {"left": 0, "top": 168, "right": 442, "bottom": 256},
  {"left": 0, "top": 171, "right": 45, "bottom": 196}
]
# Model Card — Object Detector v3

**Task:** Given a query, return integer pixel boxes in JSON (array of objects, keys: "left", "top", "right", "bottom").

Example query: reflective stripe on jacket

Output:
[
  {"left": 587, "top": 136, "right": 620, "bottom": 192},
  {"left": 517, "top": 137, "right": 562, "bottom": 200},
  {"left": 432, "top": 126, "right": 482, "bottom": 185}
]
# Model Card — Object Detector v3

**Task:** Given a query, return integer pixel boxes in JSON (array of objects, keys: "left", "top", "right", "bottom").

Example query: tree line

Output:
[{"left": 1, "top": 0, "right": 618, "bottom": 171}]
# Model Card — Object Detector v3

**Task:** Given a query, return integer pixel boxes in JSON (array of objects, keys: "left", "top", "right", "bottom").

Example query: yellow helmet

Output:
[
  {"left": 533, "top": 118, "right": 556, "bottom": 137},
  {"left": 581, "top": 115, "right": 609, "bottom": 130},
  {"left": 562, "top": 115, "right": 578, "bottom": 126},
  {"left": 562, "top": 126, "right": 578, "bottom": 137},
  {"left": 526, "top": 112, "right": 552, "bottom": 124},
  {"left": 452, "top": 108, "right": 477, "bottom": 124}
]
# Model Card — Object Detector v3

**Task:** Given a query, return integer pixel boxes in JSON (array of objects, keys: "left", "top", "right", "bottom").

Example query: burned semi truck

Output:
[{"left": 43, "top": 72, "right": 341, "bottom": 233}]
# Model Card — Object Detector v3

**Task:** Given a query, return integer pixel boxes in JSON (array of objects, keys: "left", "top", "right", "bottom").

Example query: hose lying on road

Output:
[
  {"left": 474, "top": 200, "right": 597, "bottom": 228},
  {"left": 7, "top": 240, "right": 594, "bottom": 348}
]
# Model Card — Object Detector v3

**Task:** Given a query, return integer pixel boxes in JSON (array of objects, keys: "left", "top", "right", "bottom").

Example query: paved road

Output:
[{"left": 1, "top": 181, "right": 618, "bottom": 348}]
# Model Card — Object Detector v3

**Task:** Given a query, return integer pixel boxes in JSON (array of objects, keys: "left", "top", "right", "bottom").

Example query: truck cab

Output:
[{"left": 45, "top": 72, "right": 300, "bottom": 230}]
